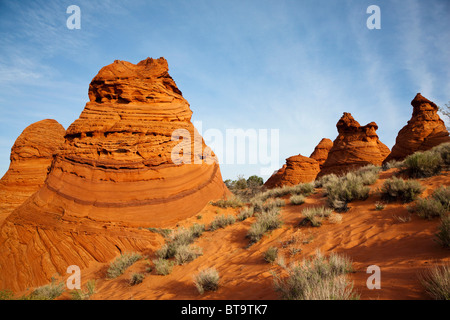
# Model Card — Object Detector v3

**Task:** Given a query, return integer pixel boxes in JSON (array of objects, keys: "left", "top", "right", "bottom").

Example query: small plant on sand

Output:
[
  {"left": 380, "top": 177, "right": 424, "bottom": 203},
  {"left": 237, "top": 206, "right": 254, "bottom": 221},
  {"left": 153, "top": 258, "right": 175, "bottom": 275},
  {"left": 290, "top": 194, "right": 306, "bottom": 205},
  {"left": 272, "top": 251, "right": 358, "bottom": 300},
  {"left": 328, "top": 213, "right": 343, "bottom": 224},
  {"left": 375, "top": 202, "right": 385, "bottom": 211},
  {"left": 325, "top": 172, "right": 370, "bottom": 212},
  {"left": 403, "top": 151, "right": 443, "bottom": 178},
  {"left": 382, "top": 160, "right": 403, "bottom": 171},
  {"left": 264, "top": 246, "right": 279, "bottom": 264},
  {"left": 194, "top": 268, "right": 220, "bottom": 294},
  {"left": 210, "top": 196, "right": 243, "bottom": 208},
  {"left": 22, "top": 280, "right": 65, "bottom": 300},
  {"left": 435, "top": 216, "right": 450, "bottom": 248},
  {"left": 300, "top": 206, "right": 332, "bottom": 227},
  {"left": 156, "top": 224, "right": 204, "bottom": 259},
  {"left": 106, "top": 252, "right": 142, "bottom": 279},
  {"left": 174, "top": 245, "right": 203, "bottom": 265},
  {"left": 208, "top": 214, "right": 236, "bottom": 231},
  {"left": 414, "top": 198, "right": 447, "bottom": 220},
  {"left": 0, "top": 289, "right": 14, "bottom": 300},
  {"left": 129, "top": 273, "right": 145, "bottom": 286},
  {"left": 247, "top": 207, "right": 283, "bottom": 244},
  {"left": 70, "top": 280, "right": 96, "bottom": 300},
  {"left": 431, "top": 186, "right": 450, "bottom": 210},
  {"left": 419, "top": 264, "right": 450, "bottom": 300}
]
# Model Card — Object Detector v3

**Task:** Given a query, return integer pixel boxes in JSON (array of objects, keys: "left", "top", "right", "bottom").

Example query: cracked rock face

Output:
[
  {"left": 0, "top": 119, "right": 65, "bottom": 223},
  {"left": 317, "top": 113, "right": 390, "bottom": 177},
  {"left": 0, "top": 57, "right": 227, "bottom": 292},
  {"left": 383, "top": 93, "right": 450, "bottom": 164}
]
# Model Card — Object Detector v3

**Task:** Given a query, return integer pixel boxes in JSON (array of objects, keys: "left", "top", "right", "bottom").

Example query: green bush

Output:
[
  {"left": 22, "top": 280, "right": 65, "bottom": 300},
  {"left": 70, "top": 280, "right": 96, "bottom": 300},
  {"left": 237, "top": 206, "right": 254, "bottom": 221},
  {"left": 156, "top": 224, "right": 204, "bottom": 259},
  {"left": 325, "top": 172, "right": 370, "bottom": 211},
  {"left": 435, "top": 216, "right": 450, "bottom": 248},
  {"left": 208, "top": 214, "right": 236, "bottom": 231},
  {"left": 264, "top": 247, "right": 279, "bottom": 263},
  {"left": 247, "top": 208, "right": 283, "bottom": 244},
  {"left": 290, "top": 194, "right": 306, "bottom": 205},
  {"left": 414, "top": 198, "right": 447, "bottom": 220},
  {"left": 382, "top": 160, "right": 404, "bottom": 171},
  {"left": 210, "top": 196, "right": 243, "bottom": 208},
  {"left": 194, "top": 268, "right": 220, "bottom": 294},
  {"left": 419, "top": 264, "right": 450, "bottom": 300},
  {"left": 300, "top": 206, "right": 332, "bottom": 227},
  {"left": 129, "top": 273, "right": 145, "bottom": 286},
  {"left": 106, "top": 252, "right": 142, "bottom": 279},
  {"left": 272, "top": 251, "right": 357, "bottom": 300},
  {"left": 380, "top": 177, "right": 424, "bottom": 203},
  {"left": 432, "top": 186, "right": 450, "bottom": 210},
  {"left": 403, "top": 151, "right": 443, "bottom": 178},
  {"left": 0, "top": 289, "right": 14, "bottom": 300},
  {"left": 174, "top": 245, "right": 203, "bottom": 265},
  {"left": 431, "top": 142, "right": 450, "bottom": 166},
  {"left": 153, "top": 258, "right": 175, "bottom": 275}
]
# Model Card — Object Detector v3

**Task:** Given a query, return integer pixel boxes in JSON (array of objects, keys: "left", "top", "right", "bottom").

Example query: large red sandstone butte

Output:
[
  {"left": 383, "top": 93, "right": 450, "bottom": 163},
  {"left": 0, "top": 119, "right": 65, "bottom": 223},
  {"left": 309, "top": 138, "right": 333, "bottom": 169},
  {"left": 317, "top": 113, "right": 390, "bottom": 177},
  {"left": 0, "top": 57, "right": 227, "bottom": 292},
  {"left": 264, "top": 155, "right": 320, "bottom": 188}
]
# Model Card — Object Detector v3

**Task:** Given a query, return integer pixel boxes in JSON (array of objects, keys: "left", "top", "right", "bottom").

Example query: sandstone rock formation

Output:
[
  {"left": 0, "top": 119, "right": 65, "bottom": 223},
  {"left": 0, "top": 57, "right": 227, "bottom": 292},
  {"left": 309, "top": 138, "right": 333, "bottom": 168},
  {"left": 264, "top": 155, "right": 320, "bottom": 188},
  {"left": 383, "top": 93, "right": 450, "bottom": 164},
  {"left": 317, "top": 113, "right": 390, "bottom": 177}
]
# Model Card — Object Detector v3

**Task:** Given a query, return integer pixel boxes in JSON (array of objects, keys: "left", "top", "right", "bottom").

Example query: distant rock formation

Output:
[
  {"left": 309, "top": 138, "right": 333, "bottom": 169},
  {"left": 0, "top": 119, "right": 65, "bottom": 223},
  {"left": 264, "top": 155, "right": 320, "bottom": 188},
  {"left": 0, "top": 57, "right": 227, "bottom": 292},
  {"left": 317, "top": 113, "right": 390, "bottom": 177},
  {"left": 383, "top": 93, "right": 450, "bottom": 164}
]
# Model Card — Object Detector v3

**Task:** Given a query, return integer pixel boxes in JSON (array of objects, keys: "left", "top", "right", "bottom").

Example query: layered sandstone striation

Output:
[
  {"left": 318, "top": 113, "right": 390, "bottom": 177},
  {"left": 309, "top": 138, "right": 333, "bottom": 168},
  {"left": 0, "top": 119, "right": 65, "bottom": 223},
  {"left": 383, "top": 93, "right": 450, "bottom": 163},
  {"left": 0, "top": 57, "right": 227, "bottom": 292},
  {"left": 264, "top": 155, "right": 320, "bottom": 188}
]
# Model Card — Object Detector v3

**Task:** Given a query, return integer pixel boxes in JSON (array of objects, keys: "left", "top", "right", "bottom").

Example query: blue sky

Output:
[{"left": 0, "top": 0, "right": 449, "bottom": 181}]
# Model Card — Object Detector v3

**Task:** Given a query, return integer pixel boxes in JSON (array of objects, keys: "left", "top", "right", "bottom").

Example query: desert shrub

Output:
[
  {"left": 153, "top": 258, "right": 175, "bottom": 275},
  {"left": 237, "top": 206, "right": 254, "bottom": 221},
  {"left": 22, "top": 281, "right": 65, "bottom": 300},
  {"left": 264, "top": 247, "right": 279, "bottom": 264},
  {"left": 326, "top": 173, "right": 370, "bottom": 211},
  {"left": 194, "top": 268, "right": 220, "bottom": 294},
  {"left": 175, "top": 245, "right": 203, "bottom": 265},
  {"left": 156, "top": 224, "right": 204, "bottom": 259},
  {"left": 314, "top": 174, "right": 339, "bottom": 188},
  {"left": 147, "top": 227, "right": 172, "bottom": 238},
  {"left": 210, "top": 196, "right": 243, "bottom": 208},
  {"left": 435, "top": 216, "right": 450, "bottom": 248},
  {"left": 432, "top": 186, "right": 450, "bottom": 210},
  {"left": 414, "top": 198, "right": 447, "bottom": 220},
  {"left": 0, "top": 289, "right": 14, "bottom": 300},
  {"left": 129, "top": 273, "right": 145, "bottom": 286},
  {"left": 382, "top": 160, "right": 404, "bottom": 171},
  {"left": 354, "top": 165, "right": 381, "bottom": 185},
  {"left": 419, "top": 264, "right": 450, "bottom": 300},
  {"left": 272, "top": 251, "right": 357, "bottom": 300},
  {"left": 106, "top": 252, "right": 142, "bottom": 279},
  {"left": 300, "top": 206, "right": 332, "bottom": 227},
  {"left": 208, "top": 214, "right": 236, "bottom": 231},
  {"left": 375, "top": 202, "right": 385, "bottom": 210},
  {"left": 289, "top": 183, "right": 315, "bottom": 196},
  {"left": 380, "top": 177, "right": 424, "bottom": 203},
  {"left": 70, "top": 280, "right": 96, "bottom": 300},
  {"left": 263, "top": 198, "right": 286, "bottom": 210},
  {"left": 431, "top": 142, "right": 450, "bottom": 166},
  {"left": 403, "top": 151, "right": 443, "bottom": 178},
  {"left": 290, "top": 194, "right": 306, "bottom": 205},
  {"left": 247, "top": 208, "right": 283, "bottom": 244},
  {"left": 328, "top": 213, "right": 343, "bottom": 224},
  {"left": 250, "top": 196, "right": 265, "bottom": 213}
]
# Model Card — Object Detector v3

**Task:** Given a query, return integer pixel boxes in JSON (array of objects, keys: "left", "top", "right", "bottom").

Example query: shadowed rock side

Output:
[
  {"left": 317, "top": 113, "right": 390, "bottom": 178},
  {"left": 264, "top": 155, "right": 320, "bottom": 188},
  {"left": 309, "top": 138, "right": 333, "bottom": 169},
  {"left": 0, "top": 57, "right": 227, "bottom": 292},
  {"left": 383, "top": 93, "right": 450, "bottom": 164},
  {"left": 0, "top": 119, "right": 65, "bottom": 223}
]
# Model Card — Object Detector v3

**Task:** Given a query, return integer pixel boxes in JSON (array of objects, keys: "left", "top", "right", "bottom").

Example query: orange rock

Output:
[
  {"left": 383, "top": 93, "right": 450, "bottom": 163},
  {"left": 309, "top": 138, "right": 333, "bottom": 168},
  {"left": 0, "top": 57, "right": 227, "bottom": 292},
  {"left": 264, "top": 155, "right": 320, "bottom": 188},
  {"left": 318, "top": 113, "right": 390, "bottom": 177},
  {"left": 0, "top": 119, "right": 65, "bottom": 223}
]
